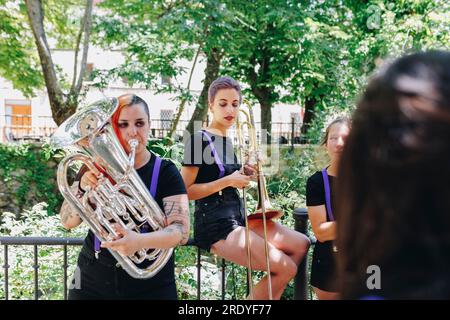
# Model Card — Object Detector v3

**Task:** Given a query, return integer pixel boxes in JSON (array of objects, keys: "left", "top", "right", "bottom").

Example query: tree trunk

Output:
[
  {"left": 168, "top": 44, "right": 202, "bottom": 138},
  {"left": 246, "top": 52, "right": 273, "bottom": 144},
  {"left": 74, "top": 0, "right": 93, "bottom": 93},
  {"left": 248, "top": 77, "right": 272, "bottom": 144},
  {"left": 300, "top": 93, "right": 323, "bottom": 144},
  {"left": 186, "top": 49, "right": 221, "bottom": 135},
  {"left": 259, "top": 99, "right": 272, "bottom": 144},
  {"left": 25, "top": 0, "right": 93, "bottom": 125},
  {"left": 25, "top": 0, "right": 65, "bottom": 125}
]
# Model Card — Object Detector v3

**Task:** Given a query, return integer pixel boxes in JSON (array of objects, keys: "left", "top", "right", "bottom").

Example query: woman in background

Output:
[{"left": 306, "top": 117, "right": 350, "bottom": 299}]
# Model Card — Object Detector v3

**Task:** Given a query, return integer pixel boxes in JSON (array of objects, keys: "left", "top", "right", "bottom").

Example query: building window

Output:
[
  {"left": 4, "top": 99, "right": 32, "bottom": 140},
  {"left": 85, "top": 62, "right": 94, "bottom": 81},
  {"left": 160, "top": 109, "right": 174, "bottom": 130}
]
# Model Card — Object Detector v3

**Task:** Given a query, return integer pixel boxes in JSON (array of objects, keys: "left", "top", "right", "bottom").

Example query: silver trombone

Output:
[{"left": 236, "top": 100, "right": 283, "bottom": 300}]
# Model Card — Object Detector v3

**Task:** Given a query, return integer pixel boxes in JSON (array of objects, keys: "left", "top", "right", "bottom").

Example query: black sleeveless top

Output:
[{"left": 182, "top": 130, "right": 241, "bottom": 200}]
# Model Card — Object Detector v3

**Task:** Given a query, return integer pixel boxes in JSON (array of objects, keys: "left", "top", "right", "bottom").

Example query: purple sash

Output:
[
  {"left": 94, "top": 155, "right": 162, "bottom": 256},
  {"left": 321, "top": 168, "right": 335, "bottom": 221},
  {"left": 200, "top": 130, "right": 225, "bottom": 179}
]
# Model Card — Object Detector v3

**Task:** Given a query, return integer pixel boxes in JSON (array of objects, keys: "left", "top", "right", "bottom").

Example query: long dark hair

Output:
[{"left": 336, "top": 51, "right": 450, "bottom": 299}]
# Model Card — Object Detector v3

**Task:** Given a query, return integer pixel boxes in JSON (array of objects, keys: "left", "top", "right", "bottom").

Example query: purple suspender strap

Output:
[
  {"left": 321, "top": 168, "right": 335, "bottom": 222},
  {"left": 200, "top": 130, "right": 225, "bottom": 179},
  {"left": 94, "top": 155, "right": 162, "bottom": 256},
  {"left": 150, "top": 156, "right": 162, "bottom": 198},
  {"left": 141, "top": 155, "right": 162, "bottom": 233},
  {"left": 94, "top": 233, "right": 101, "bottom": 256}
]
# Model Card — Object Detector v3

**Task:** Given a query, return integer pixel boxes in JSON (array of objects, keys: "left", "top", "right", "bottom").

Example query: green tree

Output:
[
  {"left": 25, "top": 0, "right": 94, "bottom": 125},
  {"left": 0, "top": 0, "right": 43, "bottom": 96},
  {"left": 297, "top": 0, "right": 449, "bottom": 142},
  {"left": 221, "top": 0, "right": 356, "bottom": 142},
  {"left": 345, "top": 0, "right": 450, "bottom": 72},
  {"left": 94, "top": 0, "right": 238, "bottom": 135}
]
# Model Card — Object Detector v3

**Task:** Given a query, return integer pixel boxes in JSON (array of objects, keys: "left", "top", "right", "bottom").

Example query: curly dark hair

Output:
[{"left": 336, "top": 51, "right": 450, "bottom": 299}]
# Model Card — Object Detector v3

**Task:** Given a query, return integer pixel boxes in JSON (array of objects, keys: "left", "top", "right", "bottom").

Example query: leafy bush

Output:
[
  {"left": 147, "top": 137, "right": 185, "bottom": 168},
  {"left": 0, "top": 203, "right": 88, "bottom": 300},
  {"left": 0, "top": 143, "right": 65, "bottom": 215},
  {"left": 1, "top": 138, "right": 319, "bottom": 300}
]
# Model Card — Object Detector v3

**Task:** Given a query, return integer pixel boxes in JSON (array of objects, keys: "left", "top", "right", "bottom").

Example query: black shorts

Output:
[
  {"left": 68, "top": 252, "right": 177, "bottom": 300},
  {"left": 194, "top": 193, "right": 245, "bottom": 252},
  {"left": 310, "top": 242, "right": 338, "bottom": 292}
]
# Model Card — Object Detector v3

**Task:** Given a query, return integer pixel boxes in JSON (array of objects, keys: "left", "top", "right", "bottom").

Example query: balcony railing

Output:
[
  {"left": 1, "top": 115, "right": 57, "bottom": 143},
  {"left": 1, "top": 115, "right": 308, "bottom": 145}
]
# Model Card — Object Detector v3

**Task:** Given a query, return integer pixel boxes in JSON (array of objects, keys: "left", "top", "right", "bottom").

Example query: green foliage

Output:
[
  {"left": 0, "top": 203, "right": 88, "bottom": 300},
  {"left": 93, "top": 0, "right": 238, "bottom": 131},
  {"left": 0, "top": 0, "right": 88, "bottom": 98},
  {"left": 268, "top": 146, "right": 322, "bottom": 202},
  {"left": 93, "top": 0, "right": 195, "bottom": 91},
  {"left": 0, "top": 143, "right": 65, "bottom": 215},
  {"left": 223, "top": 1, "right": 310, "bottom": 102},
  {"left": 43, "top": 0, "right": 86, "bottom": 50},
  {"left": 147, "top": 137, "right": 185, "bottom": 168},
  {"left": 0, "top": 0, "right": 44, "bottom": 96}
]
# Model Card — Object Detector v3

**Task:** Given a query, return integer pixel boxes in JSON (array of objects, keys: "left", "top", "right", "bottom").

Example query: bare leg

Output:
[
  {"left": 248, "top": 219, "right": 310, "bottom": 266},
  {"left": 247, "top": 219, "right": 310, "bottom": 298},
  {"left": 211, "top": 226, "right": 298, "bottom": 300}
]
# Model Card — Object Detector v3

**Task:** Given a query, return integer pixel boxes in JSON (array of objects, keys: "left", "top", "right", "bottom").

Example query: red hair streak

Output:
[
  {"left": 111, "top": 94, "right": 135, "bottom": 153},
  {"left": 91, "top": 94, "right": 135, "bottom": 185}
]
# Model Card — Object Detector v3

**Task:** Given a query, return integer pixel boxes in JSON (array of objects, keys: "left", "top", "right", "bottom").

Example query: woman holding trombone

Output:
[{"left": 181, "top": 76, "right": 310, "bottom": 300}]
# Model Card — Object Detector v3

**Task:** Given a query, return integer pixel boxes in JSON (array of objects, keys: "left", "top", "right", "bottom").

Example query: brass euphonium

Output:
[
  {"left": 235, "top": 100, "right": 284, "bottom": 300},
  {"left": 50, "top": 97, "right": 172, "bottom": 279}
]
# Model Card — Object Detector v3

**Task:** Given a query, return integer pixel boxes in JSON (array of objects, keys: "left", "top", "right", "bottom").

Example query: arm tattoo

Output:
[
  {"left": 60, "top": 183, "right": 81, "bottom": 225},
  {"left": 163, "top": 200, "right": 189, "bottom": 244},
  {"left": 61, "top": 201, "right": 75, "bottom": 224}
]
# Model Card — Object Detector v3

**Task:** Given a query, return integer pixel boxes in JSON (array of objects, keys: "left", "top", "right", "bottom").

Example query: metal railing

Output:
[
  {"left": 0, "top": 237, "right": 84, "bottom": 300},
  {"left": 0, "top": 209, "right": 311, "bottom": 300},
  {"left": 0, "top": 236, "right": 235, "bottom": 300},
  {"left": 1, "top": 115, "right": 308, "bottom": 145},
  {"left": 0, "top": 115, "right": 57, "bottom": 142},
  {"left": 293, "top": 208, "right": 312, "bottom": 300}
]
